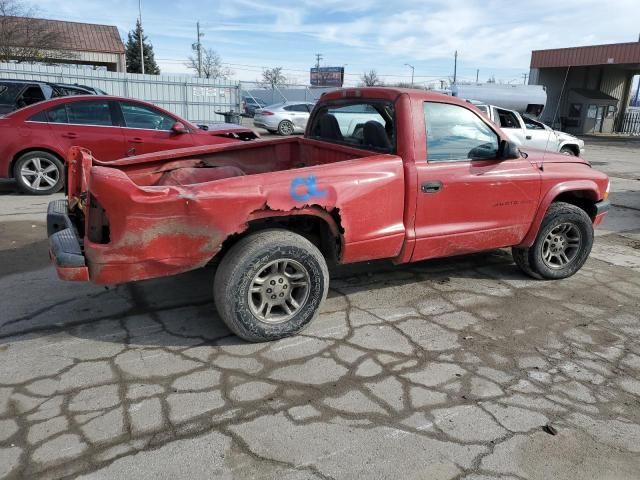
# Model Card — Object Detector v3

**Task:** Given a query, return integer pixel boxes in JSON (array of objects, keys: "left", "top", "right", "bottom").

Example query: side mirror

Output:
[
  {"left": 498, "top": 139, "right": 520, "bottom": 160},
  {"left": 171, "top": 122, "right": 187, "bottom": 134}
]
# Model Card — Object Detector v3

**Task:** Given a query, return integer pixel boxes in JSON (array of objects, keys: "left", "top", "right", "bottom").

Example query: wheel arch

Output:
[
  {"left": 559, "top": 142, "right": 580, "bottom": 156},
  {"left": 216, "top": 208, "right": 343, "bottom": 265},
  {"left": 518, "top": 182, "right": 601, "bottom": 248}
]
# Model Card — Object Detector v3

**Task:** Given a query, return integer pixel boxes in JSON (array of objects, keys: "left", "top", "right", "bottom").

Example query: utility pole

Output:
[
  {"left": 314, "top": 53, "right": 323, "bottom": 86},
  {"left": 522, "top": 72, "right": 529, "bottom": 84},
  {"left": 404, "top": 64, "right": 415, "bottom": 87},
  {"left": 476, "top": 69, "right": 479, "bottom": 84},
  {"left": 193, "top": 22, "right": 204, "bottom": 78},
  {"left": 453, "top": 50, "right": 458, "bottom": 85},
  {"left": 138, "top": 0, "right": 145, "bottom": 75}
]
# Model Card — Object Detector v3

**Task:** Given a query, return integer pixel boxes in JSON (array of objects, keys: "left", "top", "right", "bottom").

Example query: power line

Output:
[{"left": 155, "top": 58, "right": 466, "bottom": 79}]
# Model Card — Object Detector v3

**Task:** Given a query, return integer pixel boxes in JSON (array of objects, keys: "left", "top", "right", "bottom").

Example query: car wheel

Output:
[
  {"left": 14, "top": 151, "right": 64, "bottom": 195},
  {"left": 213, "top": 229, "right": 329, "bottom": 342},
  {"left": 519, "top": 202, "right": 593, "bottom": 280},
  {"left": 560, "top": 146, "right": 576, "bottom": 156},
  {"left": 277, "top": 120, "right": 295, "bottom": 136}
]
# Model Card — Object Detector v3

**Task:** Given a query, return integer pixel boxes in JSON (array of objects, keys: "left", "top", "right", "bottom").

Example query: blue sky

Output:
[{"left": 36, "top": 0, "right": 640, "bottom": 86}]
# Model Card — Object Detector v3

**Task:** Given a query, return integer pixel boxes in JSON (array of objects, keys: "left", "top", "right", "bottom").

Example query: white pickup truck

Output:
[{"left": 475, "top": 103, "right": 584, "bottom": 156}]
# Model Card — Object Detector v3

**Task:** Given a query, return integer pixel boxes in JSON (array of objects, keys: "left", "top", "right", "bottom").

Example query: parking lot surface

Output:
[{"left": 0, "top": 137, "right": 639, "bottom": 479}]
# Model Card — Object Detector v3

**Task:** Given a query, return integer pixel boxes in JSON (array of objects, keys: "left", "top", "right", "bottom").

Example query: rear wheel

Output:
[
  {"left": 513, "top": 202, "right": 593, "bottom": 280},
  {"left": 213, "top": 229, "right": 329, "bottom": 342},
  {"left": 277, "top": 120, "right": 294, "bottom": 136},
  {"left": 14, "top": 151, "right": 64, "bottom": 195}
]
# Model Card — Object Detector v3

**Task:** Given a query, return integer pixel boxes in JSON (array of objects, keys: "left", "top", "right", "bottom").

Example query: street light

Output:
[{"left": 404, "top": 63, "right": 415, "bottom": 87}]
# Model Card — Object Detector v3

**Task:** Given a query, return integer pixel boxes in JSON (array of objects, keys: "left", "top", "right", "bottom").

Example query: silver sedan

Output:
[{"left": 253, "top": 102, "right": 315, "bottom": 135}]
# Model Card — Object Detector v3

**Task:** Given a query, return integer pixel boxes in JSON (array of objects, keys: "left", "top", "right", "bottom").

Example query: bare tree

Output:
[
  {"left": 261, "top": 67, "right": 287, "bottom": 89},
  {"left": 186, "top": 47, "right": 231, "bottom": 80},
  {"left": 0, "top": 0, "right": 75, "bottom": 64},
  {"left": 360, "top": 70, "right": 382, "bottom": 87}
]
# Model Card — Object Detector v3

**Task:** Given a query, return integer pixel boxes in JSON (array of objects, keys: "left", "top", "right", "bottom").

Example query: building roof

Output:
[
  {"left": 4, "top": 17, "right": 124, "bottom": 54},
  {"left": 531, "top": 42, "right": 640, "bottom": 68}
]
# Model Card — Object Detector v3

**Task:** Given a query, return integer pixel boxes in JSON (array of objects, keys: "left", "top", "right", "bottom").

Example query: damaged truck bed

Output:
[{"left": 48, "top": 87, "right": 610, "bottom": 341}]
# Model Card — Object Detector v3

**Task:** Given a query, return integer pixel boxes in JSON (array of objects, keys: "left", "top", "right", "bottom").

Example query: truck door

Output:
[{"left": 411, "top": 101, "right": 541, "bottom": 262}]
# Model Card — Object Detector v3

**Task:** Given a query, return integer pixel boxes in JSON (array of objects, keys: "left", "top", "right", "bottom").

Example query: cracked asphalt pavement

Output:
[{"left": 1, "top": 137, "right": 639, "bottom": 479}]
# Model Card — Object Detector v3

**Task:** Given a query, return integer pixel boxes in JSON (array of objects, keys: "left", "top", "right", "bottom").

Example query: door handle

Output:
[
  {"left": 62, "top": 132, "right": 78, "bottom": 139},
  {"left": 130, "top": 137, "right": 144, "bottom": 143},
  {"left": 421, "top": 181, "right": 442, "bottom": 193},
  {"left": 525, "top": 135, "right": 532, "bottom": 140}
]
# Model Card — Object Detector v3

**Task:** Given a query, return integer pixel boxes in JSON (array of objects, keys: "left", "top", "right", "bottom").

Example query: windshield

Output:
[{"left": 307, "top": 99, "right": 395, "bottom": 153}]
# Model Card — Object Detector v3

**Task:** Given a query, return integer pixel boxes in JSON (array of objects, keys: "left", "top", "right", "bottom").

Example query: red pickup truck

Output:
[{"left": 47, "top": 88, "right": 610, "bottom": 342}]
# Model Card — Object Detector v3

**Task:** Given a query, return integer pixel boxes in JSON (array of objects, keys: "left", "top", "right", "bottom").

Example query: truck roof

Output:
[{"left": 319, "top": 87, "right": 473, "bottom": 108}]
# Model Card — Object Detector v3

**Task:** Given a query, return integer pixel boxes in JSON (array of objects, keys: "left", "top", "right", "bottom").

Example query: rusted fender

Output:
[{"left": 86, "top": 155, "right": 406, "bottom": 284}]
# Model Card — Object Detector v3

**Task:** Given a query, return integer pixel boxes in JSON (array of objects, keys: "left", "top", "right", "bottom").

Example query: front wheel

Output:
[
  {"left": 14, "top": 151, "right": 64, "bottom": 195},
  {"left": 513, "top": 202, "right": 594, "bottom": 279},
  {"left": 560, "top": 146, "right": 576, "bottom": 156},
  {"left": 213, "top": 229, "right": 329, "bottom": 342}
]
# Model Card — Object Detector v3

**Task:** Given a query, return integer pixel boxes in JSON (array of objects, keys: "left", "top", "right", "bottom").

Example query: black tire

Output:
[
  {"left": 277, "top": 120, "right": 295, "bottom": 136},
  {"left": 560, "top": 146, "right": 576, "bottom": 156},
  {"left": 213, "top": 229, "right": 329, "bottom": 342},
  {"left": 13, "top": 151, "right": 64, "bottom": 195},
  {"left": 511, "top": 247, "right": 542, "bottom": 279},
  {"left": 524, "top": 202, "right": 593, "bottom": 280}
]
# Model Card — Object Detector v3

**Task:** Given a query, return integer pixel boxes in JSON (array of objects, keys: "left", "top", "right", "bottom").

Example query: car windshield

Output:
[{"left": 308, "top": 99, "right": 395, "bottom": 153}]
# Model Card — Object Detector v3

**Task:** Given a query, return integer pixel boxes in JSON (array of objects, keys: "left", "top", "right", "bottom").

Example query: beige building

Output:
[{"left": 3, "top": 17, "right": 125, "bottom": 72}]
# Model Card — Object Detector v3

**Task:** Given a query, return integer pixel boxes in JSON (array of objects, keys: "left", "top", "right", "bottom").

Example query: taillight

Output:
[{"left": 260, "top": 110, "right": 274, "bottom": 116}]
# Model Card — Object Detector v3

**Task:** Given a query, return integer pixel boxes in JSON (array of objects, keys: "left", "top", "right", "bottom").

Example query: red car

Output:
[{"left": 0, "top": 95, "right": 257, "bottom": 194}]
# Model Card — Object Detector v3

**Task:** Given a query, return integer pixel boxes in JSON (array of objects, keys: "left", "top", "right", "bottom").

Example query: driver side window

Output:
[
  {"left": 120, "top": 102, "right": 176, "bottom": 130},
  {"left": 424, "top": 102, "right": 499, "bottom": 162}
]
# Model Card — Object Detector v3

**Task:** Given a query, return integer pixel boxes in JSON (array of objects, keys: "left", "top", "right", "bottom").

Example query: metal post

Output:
[
  {"left": 197, "top": 22, "right": 202, "bottom": 78},
  {"left": 138, "top": 0, "right": 145, "bottom": 75},
  {"left": 453, "top": 50, "right": 457, "bottom": 85},
  {"left": 476, "top": 69, "right": 479, "bottom": 84},
  {"left": 405, "top": 64, "right": 414, "bottom": 87}
]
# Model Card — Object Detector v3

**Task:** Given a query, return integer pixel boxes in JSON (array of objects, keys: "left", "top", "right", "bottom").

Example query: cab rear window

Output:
[{"left": 308, "top": 100, "right": 395, "bottom": 153}]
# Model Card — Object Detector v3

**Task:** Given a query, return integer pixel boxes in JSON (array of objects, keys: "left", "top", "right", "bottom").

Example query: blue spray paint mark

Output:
[{"left": 290, "top": 175, "right": 328, "bottom": 202}]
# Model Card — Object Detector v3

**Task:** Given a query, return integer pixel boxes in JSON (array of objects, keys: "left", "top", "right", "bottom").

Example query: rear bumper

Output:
[
  {"left": 593, "top": 199, "right": 610, "bottom": 226},
  {"left": 47, "top": 199, "right": 89, "bottom": 281}
]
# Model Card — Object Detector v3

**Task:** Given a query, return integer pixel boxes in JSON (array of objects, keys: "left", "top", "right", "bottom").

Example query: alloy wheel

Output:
[
  {"left": 248, "top": 259, "right": 310, "bottom": 323},
  {"left": 20, "top": 157, "right": 60, "bottom": 191},
  {"left": 541, "top": 222, "right": 582, "bottom": 269}
]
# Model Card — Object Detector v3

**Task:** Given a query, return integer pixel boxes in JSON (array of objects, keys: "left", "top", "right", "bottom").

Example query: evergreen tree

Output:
[{"left": 125, "top": 19, "right": 160, "bottom": 75}]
